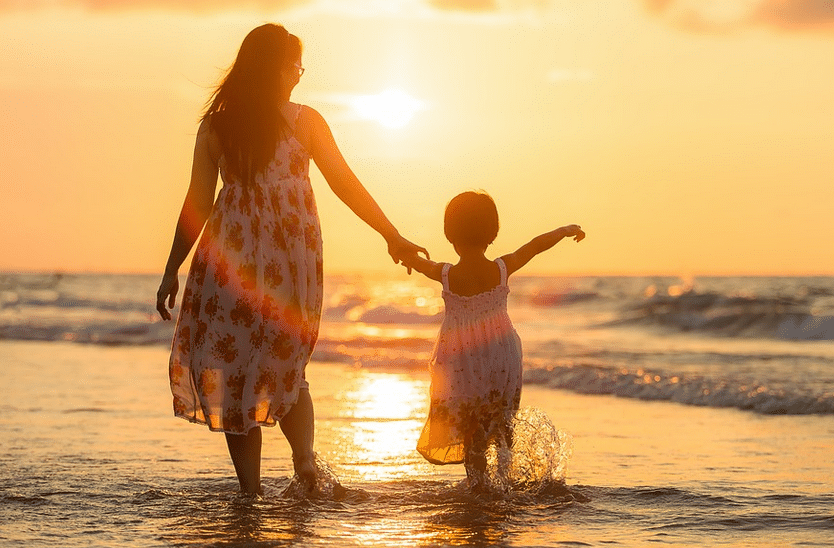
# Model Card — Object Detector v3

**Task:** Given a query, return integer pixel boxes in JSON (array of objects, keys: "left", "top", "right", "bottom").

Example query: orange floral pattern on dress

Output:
[
  {"left": 176, "top": 326, "right": 190, "bottom": 355},
  {"left": 212, "top": 334, "right": 238, "bottom": 364},
  {"left": 289, "top": 151, "right": 305, "bottom": 177},
  {"left": 195, "top": 319, "right": 208, "bottom": 348},
  {"left": 237, "top": 263, "right": 257, "bottom": 291},
  {"left": 173, "top": 395, "right": 188, "bottom": 415},
  {"left": 227, "top": 222, "right": 244, "bottom": 252},
  {"left": 198, "top": 369, "right": 217, "bottom": 396},
  {"left": 170, "top": 363, "right": 185, "bottom": 384},
  {"left": 230, "top": 298, "right": 256, "bottom": 328},
  {"left": 225, "top": 406, "right": 244, "bottom": 432},
  {"left": 284, "top": 213, "right": 301, "bottom": 239},
  {"left": 249, "top": 324, "right": 265, "bottom": 349},
  {"left": 254, "top": 366, "right": 278, "bottom": 394},
  {"left": 264, "top": 261, "right": 283, "bottom": 288},
  {"left": 214, "top": 256, "right": 230, "bottom": 288},
  {"left": 227, "top": 373, "right": 245, "bottom": 401},
  {"left": 282, "top": 369, "right": 297, "bottom": 392},
  {"left": 270, "top": 331, "right": 294, "bottom": 361},
  {"left": 204, "top": 294, "right": 219, "bottom": 320},
  {"left": 287, "top": 188, "right": 299, "bottom": 209}
]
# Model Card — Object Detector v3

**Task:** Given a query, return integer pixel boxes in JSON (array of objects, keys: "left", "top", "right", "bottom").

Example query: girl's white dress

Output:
[
  {"left": 417, "top": 258, "right": 523, "bottom": 464},
  {"left": 168, "top": 103, "right": 323, "bottom": 434}
]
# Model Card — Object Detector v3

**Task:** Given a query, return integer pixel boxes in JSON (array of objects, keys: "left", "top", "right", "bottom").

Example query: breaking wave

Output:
[
  {"left": 524, "top": 364, "right": 834, "bottom": 415},
  {"left": 606, "top": 290, "right": 834, "bottom": 340}
]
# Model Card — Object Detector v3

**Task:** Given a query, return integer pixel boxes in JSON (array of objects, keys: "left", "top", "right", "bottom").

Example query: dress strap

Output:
[
  {"left": 441, "top": 263, "right": 452, "bottom": 292},
  {"left": 281, "top": 102, "right": 303, "bottom": 132},
  {"left": 495, "top": 258, "right": 508, "bottom": 286},
  {"left": 291, "top": 102, "right": 303, "bottom": 125}
]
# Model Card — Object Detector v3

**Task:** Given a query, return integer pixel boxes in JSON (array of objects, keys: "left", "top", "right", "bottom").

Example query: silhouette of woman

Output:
[{"left": 156, "top": 23, "right": 426, "bottom": 495}]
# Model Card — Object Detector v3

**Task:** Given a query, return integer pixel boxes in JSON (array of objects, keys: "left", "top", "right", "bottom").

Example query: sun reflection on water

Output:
[
  {"left": 347, "top": 375, "right": 426, "bottom": 420},
  {"left": 334, "top": 373, "right": 431, "bottom": 481}
]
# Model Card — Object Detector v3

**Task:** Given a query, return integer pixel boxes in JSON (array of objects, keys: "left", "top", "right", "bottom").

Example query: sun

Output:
[{"left": 350, "top": 88, "right": 426, "bottom": 129}]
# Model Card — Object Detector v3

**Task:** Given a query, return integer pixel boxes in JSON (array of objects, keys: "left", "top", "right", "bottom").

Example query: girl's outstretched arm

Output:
[
  {"left": 400, "top": 254, "right": 443, "bottom": 282},
  {"left": 501, "top": 225, "right": 585, "bottom": 277}
]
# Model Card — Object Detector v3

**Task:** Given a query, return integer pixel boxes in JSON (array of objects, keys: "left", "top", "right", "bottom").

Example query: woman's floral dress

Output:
[
  {"left": 417, "top": 258, "right": 523, "bottom": 464},
  {"left": 169, "top": 103, "right": 323, "bottom": 434}
]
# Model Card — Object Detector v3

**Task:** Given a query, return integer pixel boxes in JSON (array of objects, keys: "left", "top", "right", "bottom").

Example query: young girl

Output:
[{"left": 401, "top": 191, "right": 585, "bottom": 489}]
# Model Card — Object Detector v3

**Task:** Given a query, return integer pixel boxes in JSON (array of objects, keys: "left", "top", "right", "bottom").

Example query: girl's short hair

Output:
[{"left": 444, "top": 191, "right": 499, "bottom": 248}]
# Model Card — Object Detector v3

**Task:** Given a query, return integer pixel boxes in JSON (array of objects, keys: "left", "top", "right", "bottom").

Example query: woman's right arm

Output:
[
  {"left": 302, "top": 106, "right": 427, "bottom": 268},
  {"left": 156, "top": 118, "right": 221, "bottom": 320}
]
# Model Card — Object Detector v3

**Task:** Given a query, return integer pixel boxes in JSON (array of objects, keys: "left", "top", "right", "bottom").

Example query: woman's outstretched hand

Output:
[
  {"left": 387, "top": 234, "right": 429, "bottom": 274},
  {"left": 156, "top": 272, "right": 180, "bottom": 320}
]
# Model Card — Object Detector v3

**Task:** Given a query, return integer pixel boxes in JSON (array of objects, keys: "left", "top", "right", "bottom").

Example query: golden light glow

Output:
[
  {"left": 336, "top": 373, "right": 430, "bottom": 481},
  {"left": 350, "top": 88, "right": 426, "bottom": 129},
  {"left": 1, "top": 6, "right": 832, "bottom": 275},
  {"left": 349, "top": 375, "right": 425, "bottom": 421}
]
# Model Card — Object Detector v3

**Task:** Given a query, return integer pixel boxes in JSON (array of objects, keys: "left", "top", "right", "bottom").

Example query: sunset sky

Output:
[{"left": 2, "top": 0, "right": 833, "bottom": 275}]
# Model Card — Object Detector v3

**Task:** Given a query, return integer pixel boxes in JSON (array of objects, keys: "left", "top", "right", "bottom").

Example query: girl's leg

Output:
[
  {"left": 225, "top": 427, "right": 262, "bottom": 495},
  {"left": 464, "top": 426, "right": 488, "bottom": 489},
  {"left": 280, "top": 387, "right": 316, "bottom": 485},
  {"left": 501, "top": 418, "right": 514, "bottom": 459},
  {"left": 496, "top": 420, "right": 513, "bottom": 485}
]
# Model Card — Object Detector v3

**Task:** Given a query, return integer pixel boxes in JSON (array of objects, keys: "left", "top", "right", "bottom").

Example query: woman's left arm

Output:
[
  {"left": 156, "top": 118, "right": 221, "bottom": 319},
  {"left": 304, "top": 106, "right": 427, "bottom": 266}
]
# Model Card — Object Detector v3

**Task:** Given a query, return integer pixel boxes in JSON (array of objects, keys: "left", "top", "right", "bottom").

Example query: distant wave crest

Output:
[
  {"left": 524, "top": 364, "right": 834, "bottom": 415},
  {"left": 606, "top": 290, "right": 834, "bottom": 340}
]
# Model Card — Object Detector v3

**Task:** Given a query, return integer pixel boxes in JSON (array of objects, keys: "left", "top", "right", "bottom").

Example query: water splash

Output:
[
  {"left": 509, "top": 407, "right": 573, "bottom": 491},
  {"left": 476, "top": 407, "right": 573, "bottom": 495},
  {"left": 281, "top": 453, "right": 347, "bottom": 500}
]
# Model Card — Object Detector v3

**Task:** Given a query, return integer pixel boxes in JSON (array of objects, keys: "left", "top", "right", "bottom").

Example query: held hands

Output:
[
  {"left": 387, "top": 233, "right": 429, "bottom": 275},
  {"left": 562, "top": 224, "right": 585, "bottom": 242},
  {"left": 399, "top": 252, "right": 421, "bottom": 273},
  {"left": 155, "top": 272, "right": 180, "bottom": 321}
]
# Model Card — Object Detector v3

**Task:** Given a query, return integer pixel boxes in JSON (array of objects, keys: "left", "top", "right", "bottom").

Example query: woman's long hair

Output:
[{"left": 202, "top": 24, "right": 302, "bottom": 183}]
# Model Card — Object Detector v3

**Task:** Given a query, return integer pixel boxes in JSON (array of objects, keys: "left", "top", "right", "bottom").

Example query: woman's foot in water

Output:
[{"left": 292, "top": 452, "right": 318, "bottom": 493}]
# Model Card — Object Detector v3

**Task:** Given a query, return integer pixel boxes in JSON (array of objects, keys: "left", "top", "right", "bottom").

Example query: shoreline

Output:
[{"left": 2, "top": 339, "right": 831, "bottom": 494}]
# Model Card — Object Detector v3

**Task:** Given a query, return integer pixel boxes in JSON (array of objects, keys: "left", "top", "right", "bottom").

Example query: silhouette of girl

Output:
[{"left": 402, "top": 191, "right": 583, "bottom": 489}]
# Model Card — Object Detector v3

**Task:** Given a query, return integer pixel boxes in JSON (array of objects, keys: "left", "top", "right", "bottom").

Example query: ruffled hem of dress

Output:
[
  {"left": 417, "top": 447, "right": 464, "bottom": 466},
  {"left": 174, "top": 412, "right": 279, "bottom": 435}
]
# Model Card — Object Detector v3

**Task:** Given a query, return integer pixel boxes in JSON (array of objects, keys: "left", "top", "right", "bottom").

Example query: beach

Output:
[
  {"left": 2, "top": 340, "right": 833, "bottom": 547},
  {"left": 1, "top": 272, "right": 833, "bottom": 546},
  {"left": 4, "top": 2, "right": 834, "bottom": 545}
]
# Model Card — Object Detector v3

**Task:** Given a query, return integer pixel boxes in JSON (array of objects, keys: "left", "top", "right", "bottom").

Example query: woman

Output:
[{"left": 156, "top": 23, "right": 425, "bottom": 495}]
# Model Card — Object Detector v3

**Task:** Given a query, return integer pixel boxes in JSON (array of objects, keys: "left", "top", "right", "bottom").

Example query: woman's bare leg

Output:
[
  {"left": 225, "top": 427, "right": 262, "bottom": 495},
  {"left": 280, "top": 387, "right": 316, "bottom": 485}
]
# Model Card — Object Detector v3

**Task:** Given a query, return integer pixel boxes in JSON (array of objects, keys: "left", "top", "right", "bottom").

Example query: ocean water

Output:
[{"left": 1, "top": 272, "right": 833, "bottom": 547}]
